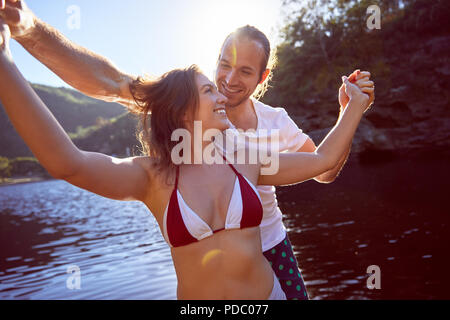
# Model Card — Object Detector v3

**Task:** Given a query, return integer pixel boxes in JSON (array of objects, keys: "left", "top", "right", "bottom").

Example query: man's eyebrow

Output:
[{"left": 220, "top": 58, "right": 255, "bottom": 72}]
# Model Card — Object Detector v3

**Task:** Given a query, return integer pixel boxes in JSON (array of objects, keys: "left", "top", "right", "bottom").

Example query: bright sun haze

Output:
[{"left": 11, "top": 0, "right": 283, "bottom": 88}]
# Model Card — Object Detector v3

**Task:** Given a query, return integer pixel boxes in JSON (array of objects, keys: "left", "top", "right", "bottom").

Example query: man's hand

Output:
[
  {"left": 0, "top": 0, "right": 35, "bottom": 39},
  {"left": 342, "top": 75, "right": 374, "bottom": 114},
  {"left": 339, "top": 70, "right": 374, "bottom": 111}
]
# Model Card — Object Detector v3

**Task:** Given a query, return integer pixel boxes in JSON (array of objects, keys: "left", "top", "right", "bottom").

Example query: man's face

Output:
[{"left": 215, "top": 37, "right": 265, "bottom": 108}]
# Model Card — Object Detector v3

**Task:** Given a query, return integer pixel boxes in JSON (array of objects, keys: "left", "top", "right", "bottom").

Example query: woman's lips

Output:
[{"left": 213, "top": 107, "right": 227, "bottom": 116}]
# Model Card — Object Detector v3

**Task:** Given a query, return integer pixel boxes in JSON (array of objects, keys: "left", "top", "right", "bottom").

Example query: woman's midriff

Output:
[{"left": 170, "top": 227, "right": 274, "bottom": 300}]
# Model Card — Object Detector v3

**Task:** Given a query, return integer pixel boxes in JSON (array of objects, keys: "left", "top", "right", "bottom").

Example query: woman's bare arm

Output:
[
  {"left": 259, "top": 78, "right": 373, "bottom": 186},
  {"left": 0, "top": 23, "right": 150, "bottom": 202}
]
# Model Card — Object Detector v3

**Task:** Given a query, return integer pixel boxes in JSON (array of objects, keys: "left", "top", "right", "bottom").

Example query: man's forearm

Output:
[{"left": 15, "top": 18, "right": 135, "bottom": 105}]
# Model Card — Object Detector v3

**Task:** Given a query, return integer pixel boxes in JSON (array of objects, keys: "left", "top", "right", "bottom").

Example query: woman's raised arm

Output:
[
  {"left": 0, "top": 21, "right": 151, "bottom": 202},
  {"left": 258, "top": 76, "right": 374, "bottom": 186}
]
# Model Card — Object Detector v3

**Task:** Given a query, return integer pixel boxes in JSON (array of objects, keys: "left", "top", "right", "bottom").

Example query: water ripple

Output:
[{"left": 0, "top": 180, "right": 177, "bottom": 300}]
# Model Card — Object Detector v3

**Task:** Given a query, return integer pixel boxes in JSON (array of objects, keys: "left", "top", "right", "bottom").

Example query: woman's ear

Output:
[{"left": 259, "top": 69, "right": 270, "bottom": 85}]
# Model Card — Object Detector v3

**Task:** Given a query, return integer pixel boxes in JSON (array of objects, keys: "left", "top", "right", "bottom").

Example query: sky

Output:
[{"left": 10, "top": 0, "right": 285, "bottom": 88}]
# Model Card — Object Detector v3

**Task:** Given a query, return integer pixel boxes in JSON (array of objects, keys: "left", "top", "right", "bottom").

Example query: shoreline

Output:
[{"left": 0, "top": 176, "right": 54, "bottom": 187}]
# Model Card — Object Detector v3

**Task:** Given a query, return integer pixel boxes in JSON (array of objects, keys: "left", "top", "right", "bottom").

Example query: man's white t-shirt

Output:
[
  {"left": 250, "top": 98, "right": 310, "bottom": 251},
  {"left": 213, "top": 98, "right": 310, "bottom": 251}
]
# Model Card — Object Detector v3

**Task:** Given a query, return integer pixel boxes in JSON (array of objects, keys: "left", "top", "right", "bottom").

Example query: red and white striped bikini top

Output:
[{"left": 162, "top": 156, "right": 263, "bottom": 248}]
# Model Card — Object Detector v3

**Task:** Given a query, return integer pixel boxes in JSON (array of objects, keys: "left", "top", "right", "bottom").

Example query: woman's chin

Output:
[
  {"left": 210, "top": 117, "right": 231, "bottom": 132},
  {"left": 220, "top": 118, "right": 231, "bottom": 131}
]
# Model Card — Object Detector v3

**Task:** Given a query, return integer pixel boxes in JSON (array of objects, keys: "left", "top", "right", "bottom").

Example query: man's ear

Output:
[{"left": 259, "top": 69, "right": 270, "bottom": 85}]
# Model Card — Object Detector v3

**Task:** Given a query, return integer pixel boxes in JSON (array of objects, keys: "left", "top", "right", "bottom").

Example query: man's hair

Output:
[{"left": 219, "top": 25, "right": 277, "bottom": 100}]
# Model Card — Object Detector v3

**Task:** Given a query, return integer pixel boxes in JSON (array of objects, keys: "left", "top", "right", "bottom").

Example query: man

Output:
[{"left": 0, "top": 0, "right": 374, "bottom": 300}]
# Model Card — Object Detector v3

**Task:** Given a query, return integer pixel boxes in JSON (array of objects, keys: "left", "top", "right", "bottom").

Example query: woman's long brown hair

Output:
[{"left": 128, "top": 65, "right": 201, "bottom": 178}]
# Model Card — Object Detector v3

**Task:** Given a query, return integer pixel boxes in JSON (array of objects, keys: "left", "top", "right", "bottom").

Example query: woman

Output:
[{"left": 0, "top": 21, "right": 374, "bottom": 299}]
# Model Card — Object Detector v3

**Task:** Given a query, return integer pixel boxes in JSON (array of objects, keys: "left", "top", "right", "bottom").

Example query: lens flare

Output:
[
  {"left": 201, "top": 249, "right": 223, "bottom": 266},
  {"left": 231, "top": 41, "right": 237, "bottom": 67}
]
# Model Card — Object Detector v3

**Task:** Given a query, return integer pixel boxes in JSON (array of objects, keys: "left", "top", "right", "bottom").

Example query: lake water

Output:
[
  {"left": 0, "top": 180, "right": 177, "bottom": 299},
  {"left": 1, "top": 150, "right": 449, "bottom": 299}
]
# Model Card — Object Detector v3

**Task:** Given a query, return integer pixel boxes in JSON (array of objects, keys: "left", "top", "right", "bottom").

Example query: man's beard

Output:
[{"left": 224, "top": 95, "right": 249, "bottom": 109}]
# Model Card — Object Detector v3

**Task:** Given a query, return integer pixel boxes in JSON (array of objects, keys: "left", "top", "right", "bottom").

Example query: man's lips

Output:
[{"left": 221, "top": 82, "right": 242, "bottom": 95}]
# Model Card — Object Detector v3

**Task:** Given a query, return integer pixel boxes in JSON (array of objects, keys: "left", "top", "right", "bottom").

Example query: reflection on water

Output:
[
  {"left": 0, "top": 150, "right": 449, "bottom": 299},
  {"left": 0, "top": 180, "right": 177, "bottom": 299},
  {"left": 278, "top": 150, "right": 450, "bottom": 300}
]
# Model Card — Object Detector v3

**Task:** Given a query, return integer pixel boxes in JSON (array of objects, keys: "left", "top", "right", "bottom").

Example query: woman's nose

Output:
[{"left": 217, "top": 92, "right": 228, "bottom": 105}]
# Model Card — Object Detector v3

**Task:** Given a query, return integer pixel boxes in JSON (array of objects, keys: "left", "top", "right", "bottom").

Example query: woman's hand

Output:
[{"left": 0, "top": 17, "right": 12, "bottom": 60}]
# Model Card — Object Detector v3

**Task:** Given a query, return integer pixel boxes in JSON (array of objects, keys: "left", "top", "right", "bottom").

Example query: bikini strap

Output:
[
  {"left": 221, "top": 154, "right": 240, "bottom": 176},
  {"left": 174, "top": 166, "right": 180, "bottom": 188}
]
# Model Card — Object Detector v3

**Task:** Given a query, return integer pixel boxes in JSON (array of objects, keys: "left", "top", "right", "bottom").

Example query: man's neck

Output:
[{"left": 226, "top": 98, "right": 258, "bottom": 131}]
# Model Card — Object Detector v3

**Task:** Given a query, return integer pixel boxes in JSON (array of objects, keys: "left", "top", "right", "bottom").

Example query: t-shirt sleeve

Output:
[{"left": 279, "top": 109, "right": 310, "bottom": 152}]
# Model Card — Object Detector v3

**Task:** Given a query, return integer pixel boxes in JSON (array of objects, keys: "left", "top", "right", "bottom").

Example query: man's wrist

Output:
[{"left": 13, "top": 16, "right": 39, "bottom": 43}]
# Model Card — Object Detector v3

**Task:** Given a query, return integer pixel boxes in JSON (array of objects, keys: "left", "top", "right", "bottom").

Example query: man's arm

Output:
[{"left": 0, "top": 0, "right": 135, "bottom": 106}]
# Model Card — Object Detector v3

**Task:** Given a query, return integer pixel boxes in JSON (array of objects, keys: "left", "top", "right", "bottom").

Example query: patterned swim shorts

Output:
[{"left": 263, "top": 234, "right": 309, "bottom": 300}]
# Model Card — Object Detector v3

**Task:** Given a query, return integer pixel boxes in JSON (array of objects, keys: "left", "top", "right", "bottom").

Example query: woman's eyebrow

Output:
[{"left": 201, "top": 83, "right": 217, "bottom": 91}]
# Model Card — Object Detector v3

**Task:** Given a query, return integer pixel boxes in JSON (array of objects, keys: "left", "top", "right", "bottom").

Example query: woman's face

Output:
[{"left": 193, "top": 73, "right": 230, "bottom": 132}]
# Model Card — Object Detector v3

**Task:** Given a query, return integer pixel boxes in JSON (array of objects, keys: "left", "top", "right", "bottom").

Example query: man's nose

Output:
[{"left": 225, "top": 69, "right": 239, "bottom": 86}]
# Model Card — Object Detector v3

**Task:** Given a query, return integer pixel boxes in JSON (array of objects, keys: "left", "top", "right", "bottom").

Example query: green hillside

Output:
[
  {"left": 0, "top": 83, "right": 127, "bottom": 158},
  {"left": 0, "top": 111, "right": 141, "bottom": 183},
  {"left": 71, "top": 112, "right": 141, "bottom": 157}
]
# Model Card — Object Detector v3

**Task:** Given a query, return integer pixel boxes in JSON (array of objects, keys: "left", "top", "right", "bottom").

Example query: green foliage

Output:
[
  {"left": 0, "top": 156, "right": 11, "bottom": 178},
  {"left": 0, "top": 156, "right": 49, "bottom": 180},
  {"left": 72, "top": 112, "right": 140, "bottom": 157},
  {"left": 263, "top": 0, "right": 450, "bottom": 116}
]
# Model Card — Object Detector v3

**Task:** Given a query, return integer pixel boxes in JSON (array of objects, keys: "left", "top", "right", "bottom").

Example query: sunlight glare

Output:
[{"left": 188, "top": 0, "right": 282, "bottom": 80}]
